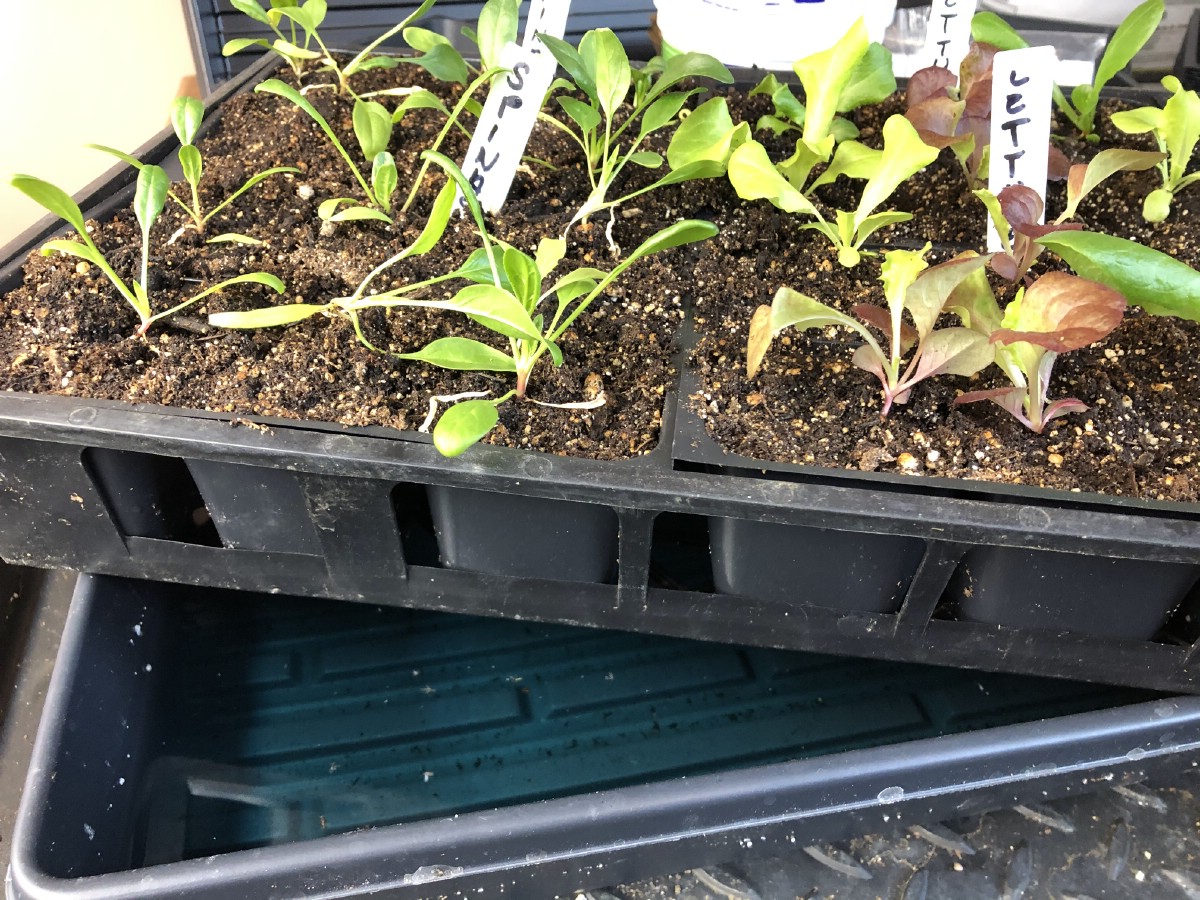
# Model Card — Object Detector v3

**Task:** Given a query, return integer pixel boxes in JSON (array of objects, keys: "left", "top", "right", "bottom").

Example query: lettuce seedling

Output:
[
  {"left": 747, "top": 246, "right": 995, "bottom": 415},
  {"left": 1111, "top": 76, "right": 1200, "bottom": 221},
  {"left": 11, "top": 172, "right": 284, "bottom": 336},
  {"left": 972, "top": 0, "right": 1164, "bottom": 141},
  {"left": 974, "top": 149, "right": 1166, "bottom": 281},
  {"left": 905, "top": 43, "right": 995, "bottom": 187},
  {"left": 539, "top": 28, "right": 736, "bottom": 243},
  {"left": 729, "top": 114, "right": 939, "bottom": 266},
  {"left": 90, "top": 96, "right": 298, "bottom": 240},
  {"left": 951, "top": 268, "right": 1126, "bottom": 432}
]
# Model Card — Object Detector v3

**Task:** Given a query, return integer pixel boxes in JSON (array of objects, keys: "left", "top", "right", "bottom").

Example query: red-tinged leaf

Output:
[
  {"left": 1047, "top": 144, "right": 1071, "bottom": 181},
  {"left": 906, "top": 66, "right": 958, "bottom": 108},
  {"left": 963, "top": 74, "right": 993, "bottom": 120},
  {"left": 908, "top": 327, "right": 994, "bottom": 381},
  {"left": 954, "top": 386, "right": 1033, "bottom": 428},
  {"left": 1043, "top": 397, "right": 1089, "bottom": 424},
  {"left": 905, "top": 97, "right": 966, "bottom": 147},
  {"left": 991, "top": 272, "right": 1126, "bottom": 352},
  {"left": 960, "top": 43, "right": 997, "bottom": 102},
  {"left": 1018, "top": 221, "right": 1084, "bottom": 240},
  {"left": 991, "top": 253, "right": 1020, "bottom": 282},
  {"left": 852, "top": 343, "right": 888, "bottom": 383},
  {"left": 997, "top": 185, "right": 1044, "bottom": 233},
  {"left": 853, "top": 303, "right": 918, "bottom": 351}
]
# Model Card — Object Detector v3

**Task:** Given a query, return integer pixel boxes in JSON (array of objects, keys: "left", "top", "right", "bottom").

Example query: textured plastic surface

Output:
[
  {"left": 13, "top": 574, "right": 1200, "bottom": 900},
  {"left": 3, "top": 54, "right": 1200, "bottom": 695}
]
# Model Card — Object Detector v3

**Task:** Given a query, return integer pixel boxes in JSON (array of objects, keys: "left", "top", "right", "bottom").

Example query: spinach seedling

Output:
[
  {"left": 974, "top": 149, "right": 1166, "bottom": 282},
  {"left": 972, "top": 0, "right": 1164, "bottom": 141},
  {"left": 90, "top": 96, "right": 298, "bottom": 240},
  {"left": 257, "top": 66, "right": 492, "bottom": 221},
  {"left": 749, "top": 20, "right": 895, "bottom": 155},
  {"left": 1111, "top": 76, "right": 1200, "bottom": 221},
  {"left": 11, "top": 172, "right": 285, "bottom": 336},
  {"left": 951, "top": 267, "right": 1126, "bottom": 432},
  {"left": 729, "top": 114, "right": 939, "bottom": 266},
  {"left": 539, "top": 28, "right": 736, "bottom": 243},
  {"left": 223, "top": 0, "right": 328, "bottom": 81},
  {"left": 747, "top": 246, "right": 995, "bottom": 415}
]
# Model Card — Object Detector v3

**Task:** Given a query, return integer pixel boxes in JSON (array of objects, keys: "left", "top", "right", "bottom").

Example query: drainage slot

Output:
[{"left": 84, "top": 448, "right": 220, "bottom": 545}]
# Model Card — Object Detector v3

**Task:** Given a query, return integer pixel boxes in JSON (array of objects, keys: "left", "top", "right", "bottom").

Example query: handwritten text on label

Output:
[{"left": 921, "top": 0, "right": 977, "bottom": 75}]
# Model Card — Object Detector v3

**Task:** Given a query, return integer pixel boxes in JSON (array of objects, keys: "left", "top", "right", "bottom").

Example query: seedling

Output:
[
  {"left": 972, "top": 0, "right": 1164, "bottom": 141},
  {"left": 257, "top": 66, "right": 492, "bottom": 220},
  {"left": 974, "top": 149, "right": 1166, "bottom": 282},
  {"left": 539, "top": 28, "right": 737, "bottom": 242},
  {"left": 90, "top": 96, "right": 297, "bottom": 240},
  {"left": 747, "top": 246, "right": 995, "bottom": 415},
  {"left": 951, "top": 268, "right": 1126, "bottom": 432},
  {"left": 749, "top": 21, "right": 895, "bottom": 154},
  {"left": 211, "top": 151, "right": 718, "bottom": 455},
  {"left": 1111, "top": 76, "right": 1200, "bottom": 221},
  {"left": 222, "top": 0, "right": 328, "bottom": 81},
  {"left": 729, "top": 114, "right": 939, "bottom": 266},
  {"left": 11, "top": 172, "right": 284, "bottom": 336}
]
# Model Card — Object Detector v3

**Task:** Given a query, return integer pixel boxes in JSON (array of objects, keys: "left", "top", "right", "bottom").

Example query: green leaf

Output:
[
  {"left": 408, "top": 284, "right": 543, "bottom": 342},
  {"left": 86, "top": 143, "right": 145, "bottom": 170},
  {"left": 838, "top": 42, "right": 896, "bottom": 113},
  {"left": 11, "top": 174, "right": 88, "bottom": 235},
  {"left": 433, "top": 399, "right": 499, "bottom": 456},
  {"left": 880, "top": 245, "right": 930, "bottom": 345},
  {"left": 1144, "top": 188, "right": 1173, "bottom": 222},
  {"left": 1038, "top": 230, "right": 1200, "bottom": 320},
  {"left": 409, "top": 180, "right": 456, "bottom": 257},
  {"left": 534, "top": 237, "right": 567, "bottom": 279},
  {"left": 230, "top": 0, "right": 272, "bottom": 26},
  {"left": 1160, "top": 75, "right": 1200, "bottom": 192},
  {"left": 852, "top": 211, "right": 912, "bottom": 247},
  {"left": 853, "top": 116, "right": 938, "bottom": 232},
  {"left": 179, "top": 144, "right": 203, "bottom": 189},
  {"left": 905, "top": 251, "right": 991, "bottom": 340},
  {"left": 209, "top": 303, "right": 326, "bottom": 329},
  {"left": 779, "top": 138, "right": 831, "bottom": 192},
  {"left": 371, "top": 151, "right": 397, "bottom": 211},
  {"left": 353, "top": 99, "right": 393, "bottom": 162},
  {"left": 627, "top": 151, "right": 663, "bottom": 168},
  {"left": 640, "top": 90, "right": 697, "bottom": 138},
  {"left": 402, "top": 34, "right": 469, "bottom": 84},
  {"left": 207, "top": 233, "right": 264, "bottom": 245},
  {"left": 222, "top": 37, "right": 271, "bottom": 57},
  {"left": 190, "top": 271, "right": 286, "bottom": 303},
  {"left": 1061, "top": 148, "right": 1165, "bottom": 220},
  {"left": 747, "top": 286, "right": 877, "bottom": 378},
  {"left": 645, "top": 51, "right": 733, "bottom": 104},
  {"left": 557, "top": 96, "right": 601, "bottom": 132},
  {"left": 40, "top": 238, "right": 107, "bottom": 269},
  {"left": 477, "top": 0, "right": 518, "bottom": 72},
  {"left": 627, "top": 219, "right": 719, "bottom": 259},
  {"left": 970, "top": 11, "right": 1029, "bottom": 50},
  {"left": 393, "top": 336, "right": 516, "bottom": 372},
  {"left": 134, "top": 165, "right": 169, "bottom": 241},
  {"left": 391, "top": 88, "right": 450, "bottom": 123},
  {"left": 455, "top": 248, "right": 513, "bottom": 289},
  {"left": 403, "top": 25, "right": 451, "bottom": 52},
  {"left": 171, "top": 96, "right": 205, "bottom": 145},
  {"left": 727, "top": 141, "right": 819, "bottom": 215},
  {"left": 503, "top": 247, "right": 542, "bottom": 309},
  {"left": 807, "top": 140, "right": 880, "bottom": 192},
  {"left": 667, "top": 96, "right": 740, "bottom": 169},
  {"left": 794, "top": 17, "right": 869, "bottom": 149},
  {"left": 539, "top": 33, "right": 597, "bottom": 102},
  {"left": 945, "top": 252, "right": 1004, "bottom": 335},
  {"left": 329, "top": 206, "right": 394, "bottom": 224},
  {"left": 580, "top": 28, "right": 630, "bottom": 120},
  {"left": 1094, "top": 0, "right": 1163, "bottom": 97},
  {"left": 271, "top": 38, "right": 322, "bottom": 60}
]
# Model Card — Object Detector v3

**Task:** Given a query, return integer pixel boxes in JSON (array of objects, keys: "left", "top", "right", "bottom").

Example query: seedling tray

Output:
[
  {"left": 10, "top": 573, "right": 1200, "bottom": 900},
  {"left": 4, "top": 53, "right": 1200, "bottom": 695}
]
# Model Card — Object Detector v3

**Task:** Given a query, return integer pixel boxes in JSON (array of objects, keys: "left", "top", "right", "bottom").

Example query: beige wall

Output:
[{"left": 0, "top": 1, "right": 198, "bottom": 246}]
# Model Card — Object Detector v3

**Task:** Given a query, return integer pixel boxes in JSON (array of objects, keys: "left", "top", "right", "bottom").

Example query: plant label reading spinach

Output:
[
  {"left": 986, "top": 46, "right": 1056, "bottom": 250},
  {"left": 919, "top": 0, "right": 977, "bottom": 74},
  {"left": 456, "top": 0, "right": 571, "bottom": 213}
]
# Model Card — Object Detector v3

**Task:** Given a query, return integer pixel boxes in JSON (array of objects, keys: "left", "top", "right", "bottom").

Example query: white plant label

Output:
[
  {"left": 456, "top": 0, "right": 571, "bottom": 214},
  {"left": 986, "top": 46, "right": 1057, "bottom": 251},
  {"left": 920, "top": 0, "right": 977, "bottom": 75}
]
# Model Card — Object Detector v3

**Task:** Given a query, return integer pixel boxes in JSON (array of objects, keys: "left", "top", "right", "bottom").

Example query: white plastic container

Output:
[{"left": 654, "top": 0, "right": 899, "bottom": 69}]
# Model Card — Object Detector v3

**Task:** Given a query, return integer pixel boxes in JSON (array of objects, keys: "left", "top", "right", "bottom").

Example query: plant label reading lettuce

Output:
[
  {"left": 457, "top": 0, "right": 570, "bottom": 213},
  {"left": 920, "top": 0, "right": 977, "bottom": 74},
  {"left": 987, "top": 46, "right": 1056, "bottom": 250}
]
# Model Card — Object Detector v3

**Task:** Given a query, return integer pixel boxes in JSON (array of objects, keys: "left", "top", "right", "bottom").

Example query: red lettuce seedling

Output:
[
  {"left": 952, "top": 270, "right": 1125, "bottom": 432},
  {"left": 748, "top": 246, "right": 995, "bottom": 415}
]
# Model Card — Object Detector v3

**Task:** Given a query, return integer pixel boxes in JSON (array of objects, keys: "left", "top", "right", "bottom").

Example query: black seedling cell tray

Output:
[
  {"left": 4, "top": 53, "right": 1200, "bottom": 696},
  {"left": 9, "top": 574, "right": 1200, "bottom": 900}
]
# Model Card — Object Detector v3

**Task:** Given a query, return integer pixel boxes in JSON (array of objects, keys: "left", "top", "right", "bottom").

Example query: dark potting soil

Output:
[{"left": 2, "top": 63, "right": 1199, "bottom": 496}]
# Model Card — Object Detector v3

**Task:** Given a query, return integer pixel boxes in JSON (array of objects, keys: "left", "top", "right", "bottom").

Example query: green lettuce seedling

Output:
[
  {"left": 1111, "top": 76, "right": 1200, "bottom": 221},
  {"left": 539, "top": 28, "right": 737, "bottom": 243},
  {"left": 729, "top": 114, "right": 939, "bottom": 266},
  {"left": 950, "top": 267, "right": 1126, "bottom": 432},
  {"left": 974, "top": 149, "right": 1166, "bottom": 282},
  {"left": 747, "top": 246, "right": 995, "bottom": 415},
  {"left": 972, "top": 0, "right": 1164, "bottom": 141},
  {"left": 90, "top": 96, "right": 297, "bottom": 241},
  {"left": 748, "top": 33, "right": 894, "bottom": 145},
  {"left": 11, "top": 172, "right": 284, "bottom": 336}
]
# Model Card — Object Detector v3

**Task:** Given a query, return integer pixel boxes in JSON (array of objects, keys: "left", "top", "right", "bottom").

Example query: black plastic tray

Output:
[
  {"left": 4, "top": 53, "right": 1200, "bottom": 694},
  {"left": 11, "top": 573, "right": 1200, "bottom": 900}
]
